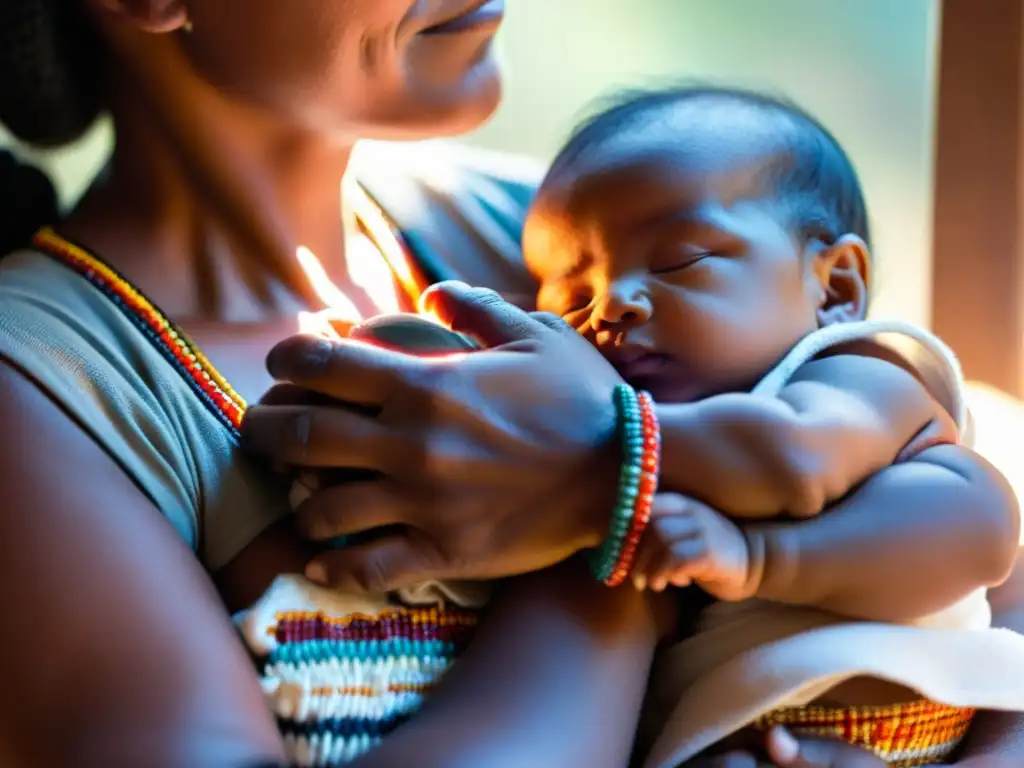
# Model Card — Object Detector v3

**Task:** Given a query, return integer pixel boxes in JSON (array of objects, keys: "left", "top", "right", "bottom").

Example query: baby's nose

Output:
[{"left": 592, "top": 280, "right": 652, "bottom": 331}]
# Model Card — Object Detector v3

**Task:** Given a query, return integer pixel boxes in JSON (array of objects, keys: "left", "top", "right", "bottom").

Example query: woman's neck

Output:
[{"left": 63, "top": 72, "right": 359, "bottom": 321}]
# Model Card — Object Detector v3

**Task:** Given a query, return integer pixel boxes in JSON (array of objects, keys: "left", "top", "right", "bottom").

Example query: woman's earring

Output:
[{"left": 182, "top": 17, "right": 193, "bottom": 34}]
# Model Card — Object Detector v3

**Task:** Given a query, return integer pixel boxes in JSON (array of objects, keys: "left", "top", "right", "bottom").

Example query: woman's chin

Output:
[
  {"left": 381, "top": 49, "right": 504, "bottom": 140},
  {"left": 425, "top": 76, "right": 502, "bottom": 138}
]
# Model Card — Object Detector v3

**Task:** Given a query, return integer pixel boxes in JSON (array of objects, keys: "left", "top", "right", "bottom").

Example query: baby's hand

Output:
[{"left": 632, "top": 493, "right": 756, "bottom": 601}]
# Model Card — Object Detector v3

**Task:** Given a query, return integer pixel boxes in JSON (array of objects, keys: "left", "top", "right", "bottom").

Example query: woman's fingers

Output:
[
  {"left": 264, "top": 334, "right": 420, "bottom": 406},
  {"left": 684, "top": 752, "right": 760, "bottom": 768},
  {"left": 258, "top": 382, "right": 339, "bottom": 407},
  {"left": 304, "top": 531, "right": 451, "bottom": 592},
  {"left": 421, "top": 281, "right": 557, "bottom": 347},
  {"left": 240, "top": 403, "right": 396, "bottom": 469},
  {"left": 764, "top": 727, "right": 888, "bottom": 767},
  {"left": 294, "top": 480, "right": 410, "bottom": 541}
]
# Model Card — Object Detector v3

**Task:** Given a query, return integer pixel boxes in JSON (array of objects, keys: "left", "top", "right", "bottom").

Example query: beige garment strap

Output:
[{"left": 750, "top": 320, "right": 968, "bottom": 435}]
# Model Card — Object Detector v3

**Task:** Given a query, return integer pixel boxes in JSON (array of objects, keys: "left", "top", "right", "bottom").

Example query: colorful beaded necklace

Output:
[{"left": 30, "top": 186, "right": 426, "bottom": 441}]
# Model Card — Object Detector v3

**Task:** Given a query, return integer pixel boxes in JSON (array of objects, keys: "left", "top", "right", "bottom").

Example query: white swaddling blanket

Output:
[{"left": 641, "top": 320, "right": 1024, "bottom": 768}]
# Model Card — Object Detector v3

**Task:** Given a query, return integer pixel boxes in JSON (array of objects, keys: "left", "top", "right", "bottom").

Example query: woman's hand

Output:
[
  {"left": 684, "top": 727, "right": 890, "bottom": 767},
  {"left": 686, "top": 726, "right": 1012, "bottom": 768},
  {"left": 242, "top": 282, "right": 625, "bottom": 591}
]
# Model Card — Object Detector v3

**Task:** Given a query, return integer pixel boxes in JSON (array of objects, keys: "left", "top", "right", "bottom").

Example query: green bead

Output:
[
  {"left": 614, "top": 500, "right": 634, "bottom": 516},
  {"left": 591, "top": 383, "right": 651, "bottom": 584},
  {"left": 620, "top": 466, "right": 642, "bottom": 483}
]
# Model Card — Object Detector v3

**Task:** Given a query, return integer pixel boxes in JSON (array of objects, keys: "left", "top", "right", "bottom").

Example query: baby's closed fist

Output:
[{"left": 633, "top": 493, "right": 755, "bottom": 601}]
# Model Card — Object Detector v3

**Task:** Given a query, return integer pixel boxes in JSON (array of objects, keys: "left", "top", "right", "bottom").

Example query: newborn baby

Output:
[
  {"left": 238, "top": 85, "right": 1024, "bottom": 768},
  {"left": 521, "top": 85, "right": 1024, "bottom": 767}
]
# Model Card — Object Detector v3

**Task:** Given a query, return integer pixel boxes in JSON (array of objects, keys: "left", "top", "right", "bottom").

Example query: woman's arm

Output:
[
  {"left": 351, "top": 558, "right": 663, "bottom": 768},
  {"left": 744, "top": 445, "right": 1019, "bottom": 622},
  {"left": 0, "top": 362, "right": 285, "bottom": 766}
]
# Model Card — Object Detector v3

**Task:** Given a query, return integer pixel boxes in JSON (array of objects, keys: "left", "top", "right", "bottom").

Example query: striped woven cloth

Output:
[
  {"left": 754, "top": 700, "right": 975, "bottom": 767},
  {"left": 237, "top": 575, "right": 478, "bottom": 766}
]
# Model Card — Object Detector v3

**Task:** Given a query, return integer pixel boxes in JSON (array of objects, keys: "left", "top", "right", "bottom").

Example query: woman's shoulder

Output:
[
  {"left": 0, "top": 249, "right": 286, "bottom": 569},
  {"left": 0, "top": 248, "right": 206, "bottom": 537},
  {"left": 353, "top": 140, "right": 545, "bottom": 304}
]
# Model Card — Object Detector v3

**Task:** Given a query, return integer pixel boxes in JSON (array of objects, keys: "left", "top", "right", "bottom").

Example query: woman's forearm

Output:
[
  {"left": 746, "top": 447, "right": 1019, "bottom": 622},
  {"left": 352, "top": 558, "right": 662, "bottom": 768}
]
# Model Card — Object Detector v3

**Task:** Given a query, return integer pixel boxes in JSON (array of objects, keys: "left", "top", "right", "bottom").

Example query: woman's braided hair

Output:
[{"left": 0, "top": 0, "right": 105, "bottom": 254}]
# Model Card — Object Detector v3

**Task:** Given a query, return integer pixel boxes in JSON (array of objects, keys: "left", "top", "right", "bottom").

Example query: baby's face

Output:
[{"left": 524, "top": 135, "right": 827, "bottom": 403}]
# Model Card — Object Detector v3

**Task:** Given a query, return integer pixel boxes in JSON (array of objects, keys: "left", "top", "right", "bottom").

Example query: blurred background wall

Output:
[{"left": 4, "top": 0, "right": 942, "bottom": 326}]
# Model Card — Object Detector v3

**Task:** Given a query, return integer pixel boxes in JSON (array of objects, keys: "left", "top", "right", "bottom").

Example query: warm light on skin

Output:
[
  {"left": 293, "top": 173, "right": 430, "bottom": 339},
  {"left": 418, "top": 308, "right": 447, "bottom": 326},
  {"left": 296, "top": 309, "right": 340, "bottom": 339},
  {"left": 294, "top": 245, "right": 361, "bottom": 340},
  {"left": 295, "top": 246, "right": 362, "bottom": 318},
  {"left": 294, "top": 239, "right": 413, "bottom": 339},
  {"left": 965, "top": 382, "right": 1024, "bottom": 543}
]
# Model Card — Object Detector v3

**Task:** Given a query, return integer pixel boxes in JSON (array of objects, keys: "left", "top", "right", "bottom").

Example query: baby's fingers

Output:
[
  {"left": 633, "top": 529, "right": 709, "bottom": 591},
  {"left": 661, "top": 538, "right": 716, "bottom": 588},
  {"left": 630, "top": 533, "right": 668, "bottom": 590}
]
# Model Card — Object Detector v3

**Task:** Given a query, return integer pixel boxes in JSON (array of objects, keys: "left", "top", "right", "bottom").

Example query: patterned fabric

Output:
[
  {"left": 238, "top": 575, "right": 479, "bottom": 766},
  {"left": 30, "top": 227, "right": 247, "bottom": 435},
  {"left": 754, "top": 700, "right": 975, "bottom": 767},
  {"left": 265, "top": 609, "right": 477, "bottom": 765}
]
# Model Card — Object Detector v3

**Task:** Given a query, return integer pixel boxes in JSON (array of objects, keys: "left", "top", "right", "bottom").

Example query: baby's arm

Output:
[
  {"left": 657, "top": 348, "right": 953, "bottom": 519},
  {"left": 749, "top": 444, "right": 1020, "bottom": 619},
  {"left": 635, "top": 445, "right": 1019, "bottom": 622}
]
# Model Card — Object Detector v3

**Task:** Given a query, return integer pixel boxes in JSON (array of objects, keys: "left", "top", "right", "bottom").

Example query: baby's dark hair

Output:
[
  {"left": 0, "top": 0, "right": 104, "bottom": 254},
  {"left": 548, "top": 83, "right": 871, "bottom": 249}
]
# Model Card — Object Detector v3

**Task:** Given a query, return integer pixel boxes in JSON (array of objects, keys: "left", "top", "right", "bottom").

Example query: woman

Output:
[{"left": 0, "top": 2, "right": 1019, "bottom": 766}]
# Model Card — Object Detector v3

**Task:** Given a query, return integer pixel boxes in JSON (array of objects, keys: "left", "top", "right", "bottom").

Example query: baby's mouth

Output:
[{"left": 608, "top": 349, "right": 672, "bottom": 382}]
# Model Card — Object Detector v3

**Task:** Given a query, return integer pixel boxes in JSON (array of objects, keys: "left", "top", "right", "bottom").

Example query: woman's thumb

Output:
[
  {"left": 765, "top": 727, "right": 804, "bottom": 765},
  {"left": 420, "top": 281, "right": 549, "bottom": 347}
]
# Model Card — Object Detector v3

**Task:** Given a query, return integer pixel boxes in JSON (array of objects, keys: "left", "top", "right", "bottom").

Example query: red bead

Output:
[{"left": 638, "top": 473, "right": 655, "bottom": 492}]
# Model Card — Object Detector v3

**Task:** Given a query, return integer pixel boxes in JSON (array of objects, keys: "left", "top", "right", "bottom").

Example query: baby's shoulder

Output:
[{"left": 756, "top": 320, "right": 969, "bottom": 438}]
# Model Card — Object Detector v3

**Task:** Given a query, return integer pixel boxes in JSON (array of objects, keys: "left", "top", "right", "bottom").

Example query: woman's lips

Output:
[{"left": 422, "top": 0, "right": 506, "bottom": 34}]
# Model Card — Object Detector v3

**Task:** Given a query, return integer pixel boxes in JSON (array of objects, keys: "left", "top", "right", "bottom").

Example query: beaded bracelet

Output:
[{"left": 589, "top": 385, "right": 661, "bottom": 585}]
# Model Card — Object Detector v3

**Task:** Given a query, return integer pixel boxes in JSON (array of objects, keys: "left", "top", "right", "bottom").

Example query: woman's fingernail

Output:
[
  {"left": 771, "top": 727, "right": 800, "bottom": 763},
  {"left": 305, "top": 562, "right": 328, "bottom": 585},
  {"left": 418, "top": 280, "right": 469, "bottom": 312},
  {"left": 633, "top": 575, "right": 647, "bottom": 590}
]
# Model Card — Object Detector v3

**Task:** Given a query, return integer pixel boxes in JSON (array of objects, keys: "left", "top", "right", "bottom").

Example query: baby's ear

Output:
[
  {"left": 814, "top": 234, "right": 870, "bottom": 326},
  {"left": 87, "top": 0, "right": 190, "bottom": 34}
]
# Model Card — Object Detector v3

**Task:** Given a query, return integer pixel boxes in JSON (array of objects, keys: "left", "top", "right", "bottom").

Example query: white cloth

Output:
[{"left": 641, "top": 320, "right": 1024, "bottom": 768}]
